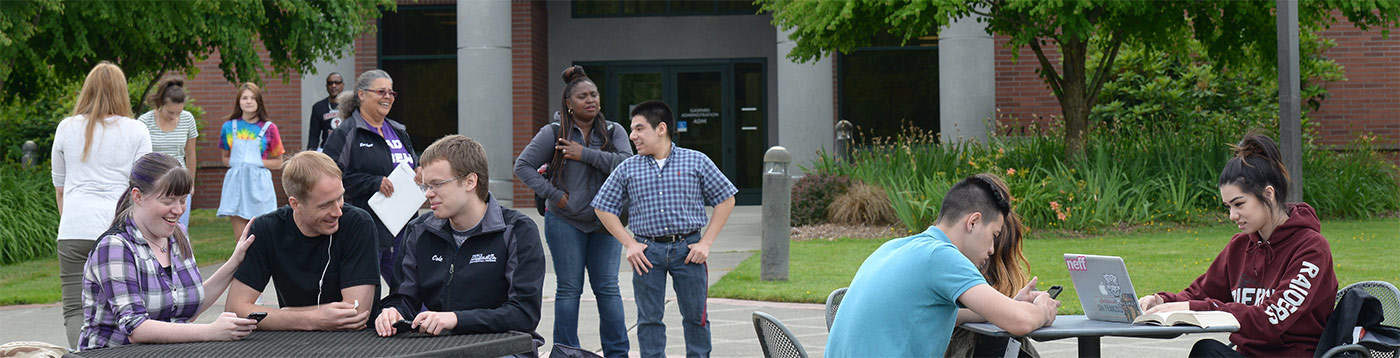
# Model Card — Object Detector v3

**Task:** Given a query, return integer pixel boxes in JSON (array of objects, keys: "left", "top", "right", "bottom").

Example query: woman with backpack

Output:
[{"left": 513, "top": 65, "right": 633, "bottom": 357}]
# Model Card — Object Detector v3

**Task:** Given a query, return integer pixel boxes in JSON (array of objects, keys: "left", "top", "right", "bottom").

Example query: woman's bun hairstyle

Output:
[
  {"left": 562, "top": 65, "right": 588, "bottom": 84},
  {"left": 1219, "top": 131, "right": 1290, "bottom": 209}
]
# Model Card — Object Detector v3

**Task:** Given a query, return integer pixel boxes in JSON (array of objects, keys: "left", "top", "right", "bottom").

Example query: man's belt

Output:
[{"left": 640, "top": 230, "right": 700, "bottom": 243}]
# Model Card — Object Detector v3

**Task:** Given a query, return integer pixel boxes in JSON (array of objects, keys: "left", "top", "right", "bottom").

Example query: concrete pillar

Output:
[
  {"left": 459, "top": 0, "right": 515, "bottom": 207},
  {"left": 776, "top": 28, "right": 835, "bottom": 174},
  {"left": 761, "top": 146, "right": 791, "bottom": 281},
  {"left": 300, "top": 54, "right": 355, "bottom": 149},
  {"left": 938, "top": 14, "right": 995, "bottom": 144}
]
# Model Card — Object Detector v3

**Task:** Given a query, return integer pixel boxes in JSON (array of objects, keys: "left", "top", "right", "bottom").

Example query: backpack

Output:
[{"left": 534, "top": 120, "right": 629, "bottom": 226}]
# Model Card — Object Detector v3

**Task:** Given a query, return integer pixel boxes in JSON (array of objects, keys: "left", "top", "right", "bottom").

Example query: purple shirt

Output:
[
  {"left": 79, "top": 223, "right": 204, "bottom": 351},
  {"left": 379, "top": 122, "right": 415, "bottom": 169}
]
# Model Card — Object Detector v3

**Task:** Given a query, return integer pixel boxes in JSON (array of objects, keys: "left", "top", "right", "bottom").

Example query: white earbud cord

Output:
[{"left": 317, "top": 234, "right": 333, "bottom": 307}]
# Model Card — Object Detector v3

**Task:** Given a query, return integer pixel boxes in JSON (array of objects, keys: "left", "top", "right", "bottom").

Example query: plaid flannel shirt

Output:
[
  {"left": 592, "top": 143, "right": 737, "bottom": 238},
  {"left": 79, "top": 223, "right": 204, "bottom": 351}
]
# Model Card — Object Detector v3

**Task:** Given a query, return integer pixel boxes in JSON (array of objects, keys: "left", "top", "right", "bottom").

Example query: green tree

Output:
[
  {"left": 0, "top": 0, "right": 395, "bottom": 111},
  {"left": 760, "top": 0, "right": 1400, "bottom": 159}
]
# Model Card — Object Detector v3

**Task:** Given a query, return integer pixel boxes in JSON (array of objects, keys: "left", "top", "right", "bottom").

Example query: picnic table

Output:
[
  {"left": 960, "top": 315, "right": 1237, "bottom": 358},
  {"left": 65, "top": 330, "right": 535, "bottom": 357}
]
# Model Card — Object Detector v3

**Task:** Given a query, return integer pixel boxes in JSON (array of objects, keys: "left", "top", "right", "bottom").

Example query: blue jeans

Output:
[
  {"left": 634, "top": 232, "right": 709, "bottom": 358},
  {"left": 544, "top": 212, "right": 628, "bottom": 357}
]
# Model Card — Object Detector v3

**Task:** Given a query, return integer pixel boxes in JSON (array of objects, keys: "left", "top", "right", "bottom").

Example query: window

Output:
[
  {"left": 378, "top": 6, "right": 457, "bottom": 154},
  {"left": 837, "top": 33, "right": 939, "bottom": 141},
  {"left": 573, "top": 0, "right": 759, "bottom": 18}
]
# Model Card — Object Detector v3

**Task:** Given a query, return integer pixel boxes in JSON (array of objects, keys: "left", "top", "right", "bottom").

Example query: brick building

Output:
[{"left": 182, "top": 1, "right": 1399, "bottom": 210}]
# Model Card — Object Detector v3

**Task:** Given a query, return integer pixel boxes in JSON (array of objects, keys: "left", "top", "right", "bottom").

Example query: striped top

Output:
[{"left": 136, "top": 110, "right": 199, "bottom": 167}]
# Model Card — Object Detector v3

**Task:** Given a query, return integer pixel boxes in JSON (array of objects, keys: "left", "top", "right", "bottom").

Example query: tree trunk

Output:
[{"left": 1060, "top": 38, "right": 1091, "bottom": 161}]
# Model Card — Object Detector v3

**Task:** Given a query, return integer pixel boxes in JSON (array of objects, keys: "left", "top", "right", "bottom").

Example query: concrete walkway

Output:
[{"left": 0, "top": 205, "right": 1225, "bottom": 357}]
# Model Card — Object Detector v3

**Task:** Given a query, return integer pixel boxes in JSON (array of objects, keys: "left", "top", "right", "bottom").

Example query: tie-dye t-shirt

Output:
[{"left": 218, "top": 119, "right": 285, "bottom": 159}]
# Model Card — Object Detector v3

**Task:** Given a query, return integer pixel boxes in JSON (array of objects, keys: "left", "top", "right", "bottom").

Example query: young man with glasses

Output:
[
  {"left": 306, "top": 72, "right": 345, "bottom": 151},
  {"left": 226, "top": 151, "right": 381, "bottom": 331},
  {"left": 374, "top": 135, "right": 546, "bottom": 351},
  {"left": 593, "top": 100, "right": 738, "bottom": 358}
]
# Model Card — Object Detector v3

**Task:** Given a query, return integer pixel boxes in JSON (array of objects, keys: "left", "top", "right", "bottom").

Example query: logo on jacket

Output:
[
  {"left": 359, "top": 142, "right": 374, "bottom": 148},
  {"left": 431, "top": 255, "right": 444, "bottom": 262},
  {"left": 469, "top": 253, "right": 497, "bottom": 264},
  {"left": 1263, "top": 261, "right": 1320, "bottom": 324}
]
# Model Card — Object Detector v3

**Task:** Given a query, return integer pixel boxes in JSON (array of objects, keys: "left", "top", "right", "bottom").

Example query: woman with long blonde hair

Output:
[{"left": 51, "top": 61, "right": 153, "bottom": 348}]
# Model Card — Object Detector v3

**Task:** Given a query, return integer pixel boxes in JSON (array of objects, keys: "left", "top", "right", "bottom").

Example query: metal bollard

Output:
[
  {"left": 22, "top": 140, "right": 37, "bottom": 169},
  {"left": 761, "top": 146, "right": 792, "bottom": 281},
  {"left": 834, "top": 120, "right": 854, "bottom": 162}
]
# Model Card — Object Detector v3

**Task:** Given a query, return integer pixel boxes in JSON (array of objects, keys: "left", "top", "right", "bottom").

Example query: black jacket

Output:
[
  {"left": 306, "top": 97, "right": 340, "bottom": 150},
  {"left": 322, "top": 110, "right": 417, "bottom": 251},
  {"left": 381, "top": 194, "right": 546, "bottom": 336}
]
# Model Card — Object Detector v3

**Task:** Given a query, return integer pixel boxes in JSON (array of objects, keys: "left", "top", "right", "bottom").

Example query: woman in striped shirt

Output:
[
  {"left": 136, "top": 76, "right": 198, "bottom": 230},
  {"left": 79, "top": 153, "right": 258, "bottom": 351}
]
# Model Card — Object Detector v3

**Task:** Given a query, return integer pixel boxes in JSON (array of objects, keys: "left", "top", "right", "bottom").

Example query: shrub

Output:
[
  {"left": 791, "top": 173, "right": 850, "bottom": 226},
  {"left": 815, "top": 120, "right": 1399, "bottom": 233},
  {"left": 0, "top": 164, "right": 59, "bottom": 264},
  {"left": 828, "top": 181, "right": 897, "bottom": 226}
]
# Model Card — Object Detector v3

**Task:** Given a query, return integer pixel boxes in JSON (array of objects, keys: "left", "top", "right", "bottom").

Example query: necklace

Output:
[{"left": 151, "top": 239, "right": 169, "bottom": 253}]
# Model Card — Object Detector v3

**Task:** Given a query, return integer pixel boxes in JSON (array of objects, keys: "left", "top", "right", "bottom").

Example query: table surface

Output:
[
  {"left": 960, "top": 315, "right": 1238, "bottom": 341},
  {"left": 67, "top": 330, "right": 535, "bottom": 358}
]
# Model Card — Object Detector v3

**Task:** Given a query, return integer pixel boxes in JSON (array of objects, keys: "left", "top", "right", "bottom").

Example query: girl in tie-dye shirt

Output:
[{"left": 216, "top": 83, "right": 284, "bottom": 238}]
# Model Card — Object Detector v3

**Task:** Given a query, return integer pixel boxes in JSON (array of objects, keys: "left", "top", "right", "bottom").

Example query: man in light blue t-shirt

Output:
[{"left": 826, "top": 174, "right": 1061, "bottom": 357}]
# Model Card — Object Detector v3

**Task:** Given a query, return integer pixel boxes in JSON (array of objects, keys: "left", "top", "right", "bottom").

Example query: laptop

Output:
[{"left": 1064, "top": 254, "right": 1145, "bottom": 323}]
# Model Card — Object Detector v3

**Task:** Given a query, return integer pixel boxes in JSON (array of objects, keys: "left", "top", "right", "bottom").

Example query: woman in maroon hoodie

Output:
[{"left": 1139, "top": 133, "right": 1338, "bottom": 358}]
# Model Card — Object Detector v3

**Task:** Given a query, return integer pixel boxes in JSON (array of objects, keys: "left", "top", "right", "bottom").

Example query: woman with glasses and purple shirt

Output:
[{"left": 322, "top": 69, "right": 417, "bottom": 290}]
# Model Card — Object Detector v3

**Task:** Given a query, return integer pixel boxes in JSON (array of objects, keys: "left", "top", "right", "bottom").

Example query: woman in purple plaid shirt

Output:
[{"left": 78, "top": 153, "right": 259, "bottom": 351}]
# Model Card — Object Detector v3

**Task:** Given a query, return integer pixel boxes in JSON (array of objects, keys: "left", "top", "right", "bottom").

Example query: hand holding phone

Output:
[
  {"left": 1046, "top": 285, "right": 1063, "bottom": 299},
  {"left": 246, "top": 312, "right": 268, "bottom": 322}
]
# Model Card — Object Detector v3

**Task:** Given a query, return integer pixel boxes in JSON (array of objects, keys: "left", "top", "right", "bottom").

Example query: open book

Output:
[{"left": 1132, "top": 310, "right": 1239, "bottom": 328}]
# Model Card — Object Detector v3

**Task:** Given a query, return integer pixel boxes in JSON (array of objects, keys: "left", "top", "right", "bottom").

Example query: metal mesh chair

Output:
[
  {"left": 753, "top": 311, "right": 809, "bottom": 358},
  {"left": 825, "top": 287, "right": 848, "bottom": 331},
  {"left": 1322, "top": 281, "right": 1400, "bottom": 358}
]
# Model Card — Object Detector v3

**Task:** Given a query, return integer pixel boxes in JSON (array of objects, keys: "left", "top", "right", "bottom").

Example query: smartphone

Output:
[
  {"left": 1046, "top": 285, "right": 1063, "bottom": 299},
  {"left": 246, "top": 312, "right": 268, "bottom": 322},
  {"left": 393, "top": 319, "right": 415, "bottom": 335}
]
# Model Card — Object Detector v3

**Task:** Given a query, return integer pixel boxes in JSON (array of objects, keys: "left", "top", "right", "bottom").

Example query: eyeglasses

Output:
[
  {"left": 363, "top": 88, "right": 398, "bottom": 98},
  {"left": 418, "top": 174, "right": 466, "bottom": 192},
  {"left": 326, "top": 80, "right": 343, "bottom": 85}
]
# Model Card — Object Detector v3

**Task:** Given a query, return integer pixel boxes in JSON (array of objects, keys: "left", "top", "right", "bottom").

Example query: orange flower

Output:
[{"left": 1006, "top": 168, "right": 1017, "bottom": 176}]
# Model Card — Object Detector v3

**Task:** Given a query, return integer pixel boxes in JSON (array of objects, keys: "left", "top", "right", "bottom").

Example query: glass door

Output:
[
  {"left": 597, "top": 60, "right": 765, "bottom": 204},
  {"left": 672, "top": 66, "right": 728, "bottom": 174}
]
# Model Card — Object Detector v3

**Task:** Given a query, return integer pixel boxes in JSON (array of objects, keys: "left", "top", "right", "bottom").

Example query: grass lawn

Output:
[
  {"left": 0, "top": 209, "right": 235, "bottom": 306},
  {"left": 709, "top": 218, "right": 1400, "bottom": 314}
]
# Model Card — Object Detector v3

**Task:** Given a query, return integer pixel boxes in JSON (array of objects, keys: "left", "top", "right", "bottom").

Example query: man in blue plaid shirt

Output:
[{"left": 593, "top": 100, "right": 736, "bottom": 358}]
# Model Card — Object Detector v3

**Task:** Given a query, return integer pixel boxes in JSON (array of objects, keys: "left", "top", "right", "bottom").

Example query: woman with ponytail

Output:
[
  {"left": 1140, "top": 133, "right": 1338, "bottom": 357},
  {"left": 51, "top": 61, "right": 153, "bottom": 348},
  {"left": 78, "top": 153, "right": 259, "bottom": 351},
  {"left": 137, "top": 75, "right": 199, "bottom": 229},
  {"left": 513, "top": 65, "right": 633, "bottom": 357}
]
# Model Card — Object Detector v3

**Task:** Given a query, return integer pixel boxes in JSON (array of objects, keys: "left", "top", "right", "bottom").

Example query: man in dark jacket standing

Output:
[
  {"left": 306, "top": 72, "right": 344, "bottom": 151},
  {"left": 374, "top": 135, "right": 545, "bottom": 352}
]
